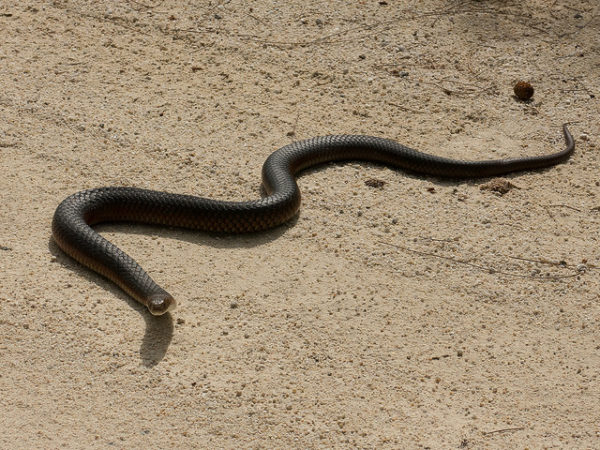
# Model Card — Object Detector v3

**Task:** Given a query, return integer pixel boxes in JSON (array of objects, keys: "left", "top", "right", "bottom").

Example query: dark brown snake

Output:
[{"left": 52, "top": 125, "right": 574, "bottom": 315}]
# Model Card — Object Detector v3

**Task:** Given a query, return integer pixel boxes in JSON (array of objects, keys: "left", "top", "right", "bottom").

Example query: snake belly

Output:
[{"left": 52, "top": 125, "right": 574, "bottom": 315}]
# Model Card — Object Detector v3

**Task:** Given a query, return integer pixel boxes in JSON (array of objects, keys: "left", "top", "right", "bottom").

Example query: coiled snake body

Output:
[{"left": 52, "top": 126, "right": 574, "bottom": 315}]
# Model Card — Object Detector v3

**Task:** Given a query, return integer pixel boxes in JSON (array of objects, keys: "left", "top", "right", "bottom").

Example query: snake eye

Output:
[{"left": 147, "top": 293, "right": 176, "bottom": 315}]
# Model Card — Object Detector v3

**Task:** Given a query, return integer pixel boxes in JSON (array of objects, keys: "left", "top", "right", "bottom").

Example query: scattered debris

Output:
[
  {"left": 364, "top": 178, "right": 386, "bottom": 189},
  {"left": 482, "top": 426, "right": 525, "bottom": 436},
  {"left": 480, "top": 178, "right": 517, "bottom": 195}
]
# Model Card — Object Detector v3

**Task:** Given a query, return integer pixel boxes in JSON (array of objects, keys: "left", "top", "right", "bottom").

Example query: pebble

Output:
[
  {"left": 513, "top": 81, "right": 534, "bottom": 100},
  {"left": 391, "top": 70, "right": 409, "bottom": 77}
]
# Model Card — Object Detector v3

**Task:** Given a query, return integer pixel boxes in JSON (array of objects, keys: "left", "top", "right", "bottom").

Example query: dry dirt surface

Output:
[{"left": 1, "top": 0, "right": 599, "bottom": 448}]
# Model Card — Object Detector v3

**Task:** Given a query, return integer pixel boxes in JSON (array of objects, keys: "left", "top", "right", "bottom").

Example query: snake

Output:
[{"left": 52, "top": 125, "right": 574, "bottom": 315}]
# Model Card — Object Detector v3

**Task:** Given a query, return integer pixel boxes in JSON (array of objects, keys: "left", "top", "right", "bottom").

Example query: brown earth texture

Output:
[{"left": 1, "top": 0, "right": 599, "bottom": 448}]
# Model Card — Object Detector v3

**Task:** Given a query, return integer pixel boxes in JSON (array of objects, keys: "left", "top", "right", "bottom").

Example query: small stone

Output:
[
  {"left": 391, "top": 69, "right": 409, "bottom": 77},
  {"left": 177, "top": 318, "right": 185, "bottom": 325},
  {"left": 513, "top": 81, "right": 534, "bottom": 101}
]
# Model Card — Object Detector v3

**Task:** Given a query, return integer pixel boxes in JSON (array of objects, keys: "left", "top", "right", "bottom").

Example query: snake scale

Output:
[{"left": 52, "top": 125, "right": 574, "bottom": 315}]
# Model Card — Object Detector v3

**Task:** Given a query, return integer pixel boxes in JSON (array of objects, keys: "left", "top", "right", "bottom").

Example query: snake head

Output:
[{"left": 147, "top": 293, "right": 177, "bottom": 316}]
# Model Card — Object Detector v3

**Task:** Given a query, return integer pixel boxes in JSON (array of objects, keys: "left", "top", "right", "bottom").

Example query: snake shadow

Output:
[{"left": 47, "top": 219, "right": 292, "bottom": 367}]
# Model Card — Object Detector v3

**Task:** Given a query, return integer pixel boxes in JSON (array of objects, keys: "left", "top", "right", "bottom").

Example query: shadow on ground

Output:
[{"left": 46, "top": 220, "right": 292, "bottom": 366}]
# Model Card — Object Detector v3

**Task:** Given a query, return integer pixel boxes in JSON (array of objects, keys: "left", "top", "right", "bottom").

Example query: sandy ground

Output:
[{"left": 1, "top": 0, "right": 599, "bottom": 448}]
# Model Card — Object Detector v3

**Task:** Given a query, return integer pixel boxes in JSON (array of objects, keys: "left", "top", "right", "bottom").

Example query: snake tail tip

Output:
[{"left": 146, "top": 293, "right": 177, "bottom": 316}]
